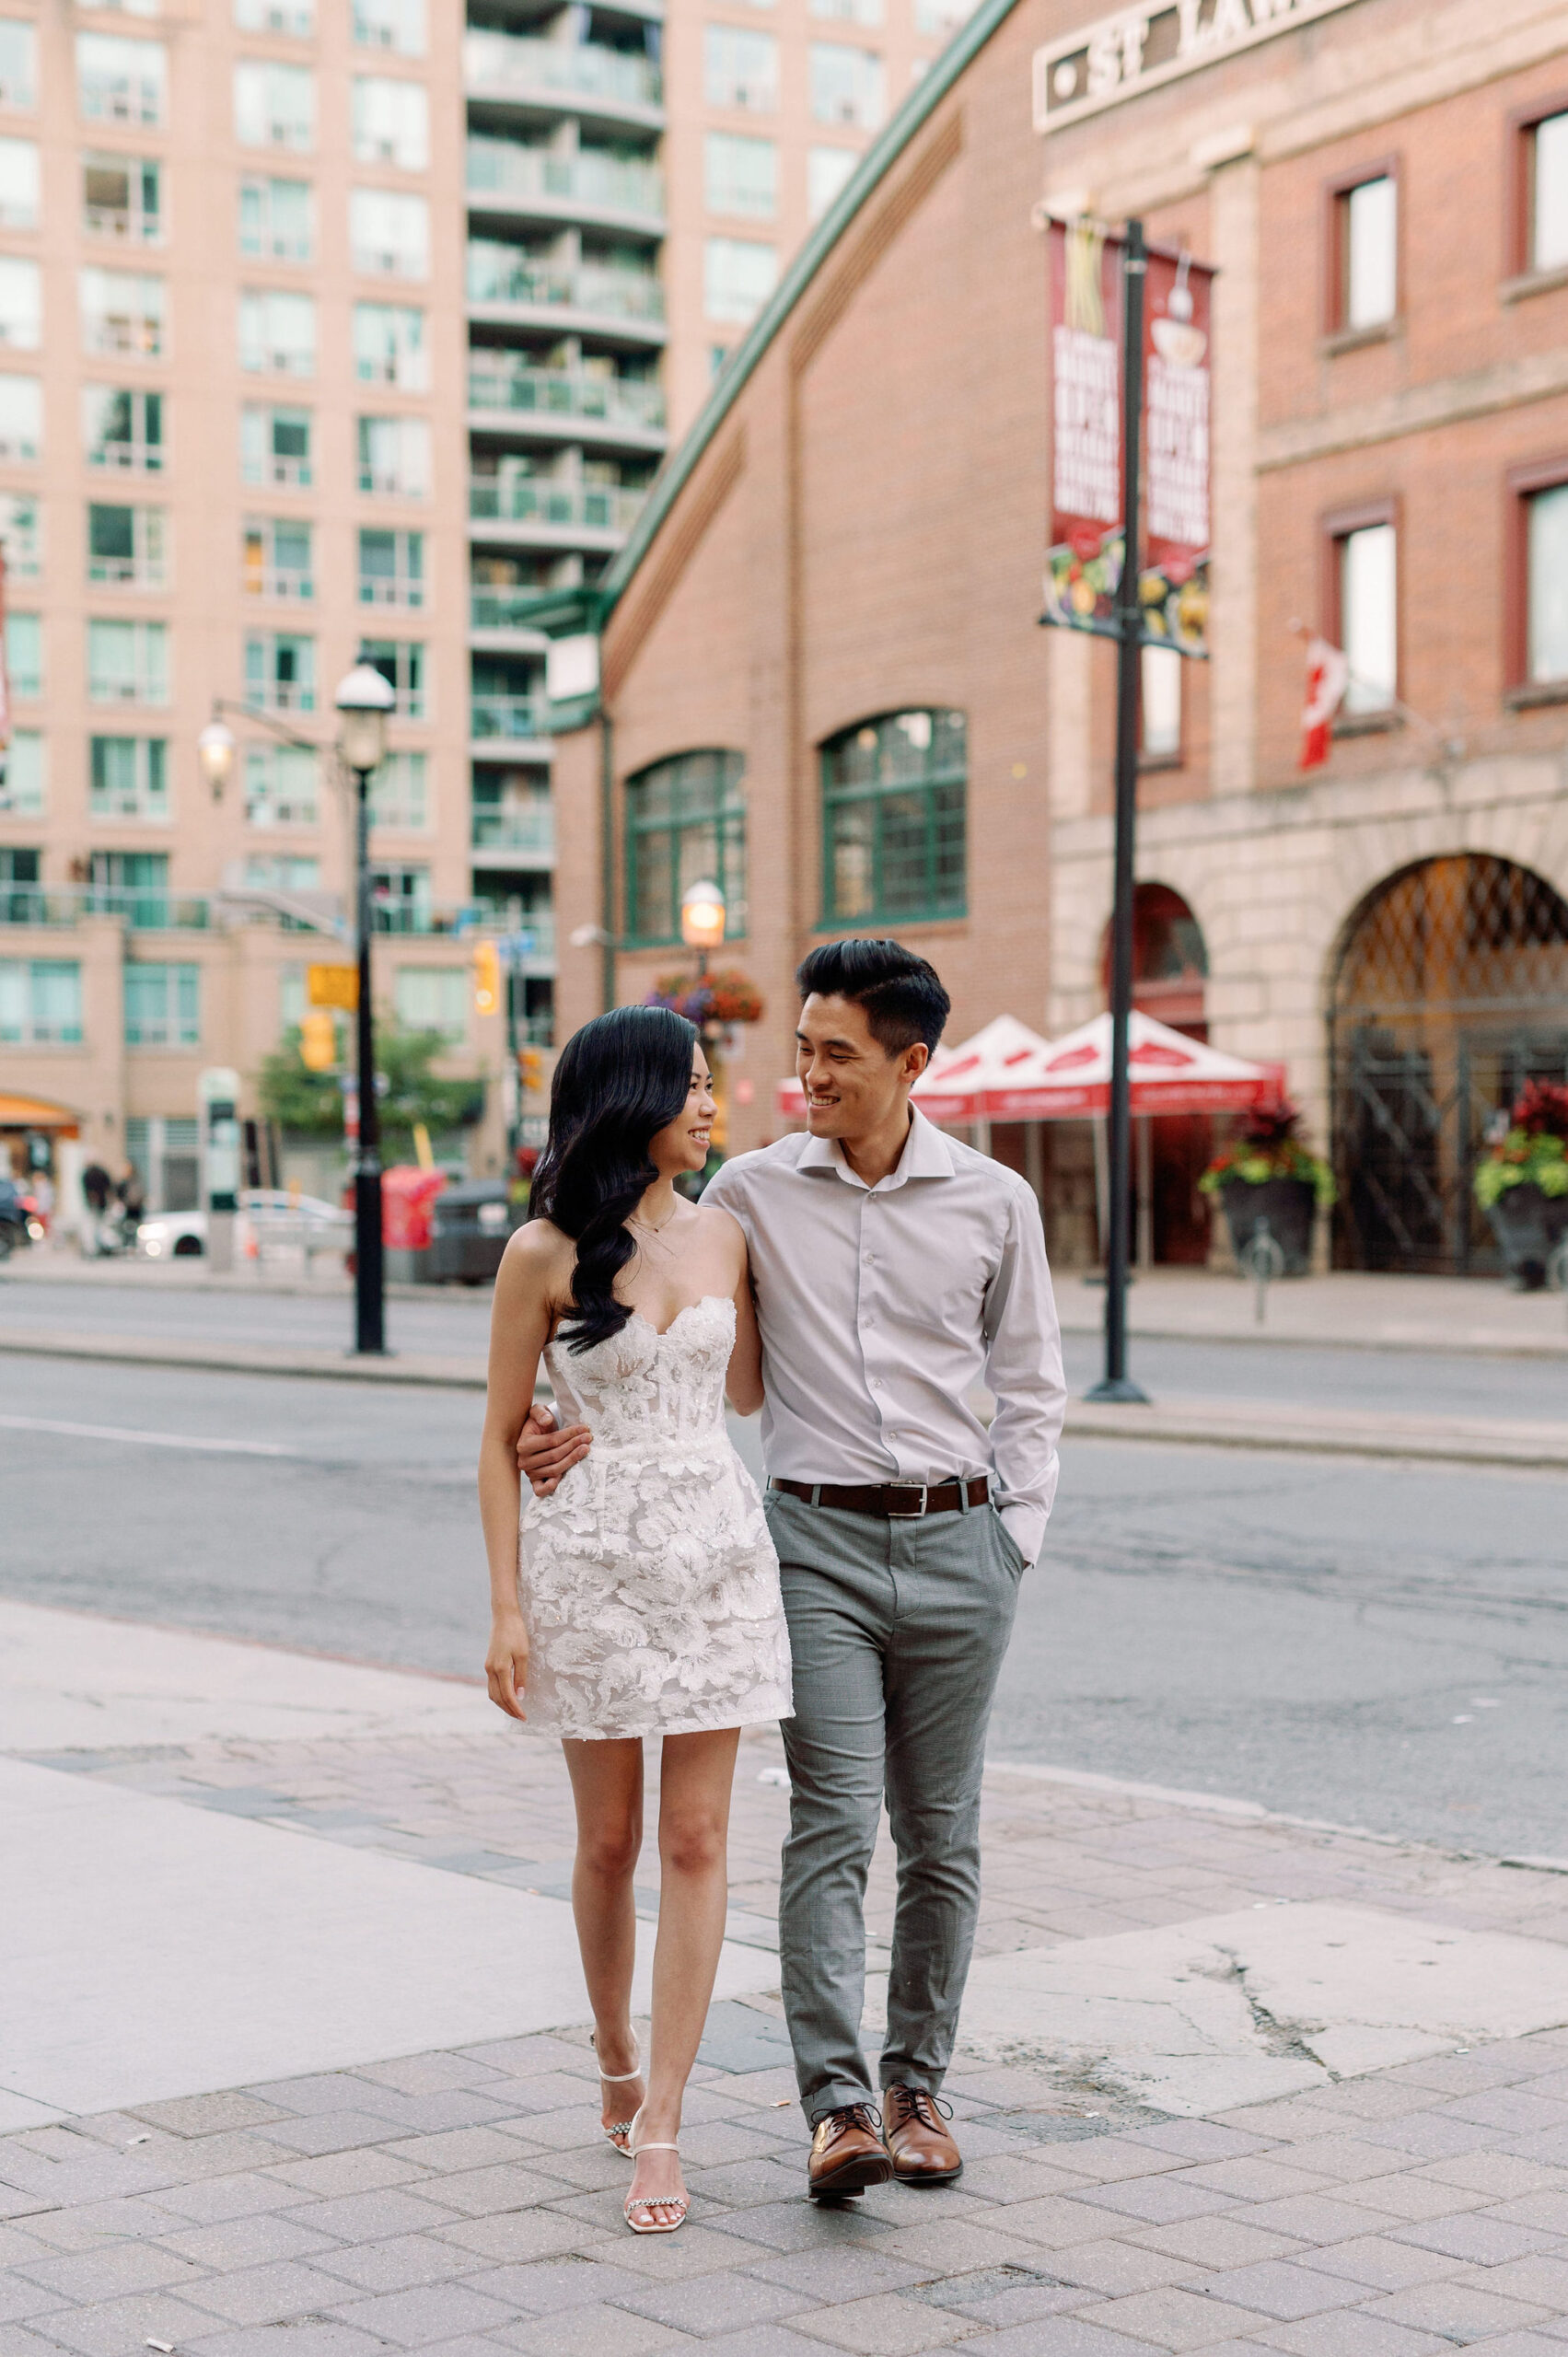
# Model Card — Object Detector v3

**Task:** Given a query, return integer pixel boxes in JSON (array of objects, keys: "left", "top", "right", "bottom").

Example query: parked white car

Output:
[{"left": 137, "top": 1190, "right": 351, "bottom": 1259}]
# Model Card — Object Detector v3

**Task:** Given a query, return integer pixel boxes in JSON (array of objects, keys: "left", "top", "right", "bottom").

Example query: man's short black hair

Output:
[{"left": 796, "top": 938, "right": 950, "bottom": 1056}]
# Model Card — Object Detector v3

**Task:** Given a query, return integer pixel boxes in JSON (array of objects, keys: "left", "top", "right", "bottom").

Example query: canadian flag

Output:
[{"left": 1299, "top": 636, "right": 1350, "bottom": 770}]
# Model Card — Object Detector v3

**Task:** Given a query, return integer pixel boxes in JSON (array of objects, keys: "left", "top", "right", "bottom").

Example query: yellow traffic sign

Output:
[{"left": 308, "top": 963, "right": 358, "bottom": 1010}]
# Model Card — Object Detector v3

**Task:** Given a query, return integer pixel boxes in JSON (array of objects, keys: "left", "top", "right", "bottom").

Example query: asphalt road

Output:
[{"left": 5, "top": 1351, "right": 1565, "bottom": 1857}]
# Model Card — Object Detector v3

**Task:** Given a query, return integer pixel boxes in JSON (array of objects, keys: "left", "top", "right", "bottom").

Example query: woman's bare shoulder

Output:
[
  {"left": 501, "top": 1214, "right": 575, "bottom": 1286},
  {"left": 692, "top": 1200, "right": 748, "bottom": 1268}
]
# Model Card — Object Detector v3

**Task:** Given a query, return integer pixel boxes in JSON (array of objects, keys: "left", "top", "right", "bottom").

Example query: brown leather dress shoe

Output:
[
  {"left": 807, "top": 2103, "right": 896, "bottom": 2199},
  {"left": 883, "top": 2084, "right": 963, "bottom": 2184}
]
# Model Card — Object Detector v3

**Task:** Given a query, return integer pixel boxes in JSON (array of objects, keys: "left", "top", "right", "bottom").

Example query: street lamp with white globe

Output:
[
  {"left": 335, "top": 660, "right": 396, "bottom": 1356},
  {"left": 679, "top": 877, "right": 726, "bottom": 977}
]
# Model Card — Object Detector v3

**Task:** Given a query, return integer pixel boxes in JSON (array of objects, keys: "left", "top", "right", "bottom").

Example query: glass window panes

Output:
[
  {"left": 394, "top": 965, "right": 464, "bottom": 1038},
  {"left": 78, "top": 34, "right": 166, "bottom": 124},
  {"left": 243, "top": 516, "right": 313, "bottom": 598},
  {"left": 705, "top": 132, "right": 775, "bottom": 220},
  {"left": 0, "top": 20, "right": 37, "bottom": 109},
  {"left": 84, "top": 385, "right": 161, "bottom": 470},
  {"left": 354, "top": 0, "right": 425, "bottom": 54},
  {"left": 821, "top": 709, "right": 966, "bottom": 923},
  {"left": 356, "top": 413, "right": 429, "bottom": 496},
  {"left": 234, "top": 0, "right": 315, "bottom": 34},
  {"left": 0, "top": 372, "right": 40, "bottom": 457},
  {"left": 238, "top": 286, "right": 315, "bottom": 373},
  {"left": 1140, "top": 644, "right": 1182, "bottom": 759},
  {"left": 87, "top": 501, "right": 165, "bottom": 586},
  {"left": 371, "top": 750, "right": 427, "bottom": 830},
  {"left": 807, "top": 144, "right": 856, "bottom": 220},
  {"left": 6, "top": 609, "right": 39, "bottom": 697},
  {"left": 0, "top": 255, "right": 40, "bottom": 348},
  {"left": 0, "top": 960, "right": 82, "bottom": 1043},
  {"left": 1527, "top": 482, "right": 1568, "bottom": 683},
  {"left": 811, "top": 0, "right": 882, "bottom": 20},
  {"left": 233, "top": 61, "right": 314, "bottom": 149},
  {"left": 79, "top": 265, "right": 163, "bottom": 357},
  {"left": 1340, "top": 522, "right": 1397, "bottom": 713},
  {"left": 90, "top": 734, "right": 168, "bottom": 819},
  {"left": 358, "top": 635, "right": 424, "bottom": 716},
  {"left": 83, "top": 152, "right": 160, "bottom": 239},
  {"left": 704, "top": 26, "right": 777, "bottom": 111},
  {"left": 0, "top": 135, "right": 37, "bottom": 226},
  {"left": 704, "top": 237, "right": 776, "bottom": 325},
  {"left": 810, "top": 42, "right": 884, "bottom": 128},
  {"left": 1531, "top": 111, "right": 1568, "bottom": 274},
  {"left": 0, "top": 490, "right": 40, "bottom": 575},
  {"left": 353, "top": 299, "right": 425, "bottom": 386},
  {"left": 350, "top": 187, "right": 428, "bottom": 276},
  {"left": 124, "top": 963, "right": 198, "bottom": 1046},
  {"left": 244, "top": 742, "right": 319, "bottom": 826},
  {"left": 369, "top": 863, "right": 429, "bottom": 930},
  {"left": 625, "top": 750, "right": 747, "bottom": 946},
  {"left": 4, "top": 730, "right": 44, "bottom": 813},
  {"left": 245, "top": 852, "right": 319, "bottom": 892},
  {"left": 245, "top": 630, "right": 316, "bottom": 711},
  {"left": 914, "top": 0, "right": 977, "bottom": 27},
  {"left": 87, "top": 617, "right": 168, "bottom": 702},
  {"left": 1342, "top": 175, "right": 1396, "bottom": 330},
  {"left": 240, "top": 403, "right": 310, "bottom": 484},
  {"left": 239, "top": 175, "right": 312, "bottom": 260},
  {"left": 358, "top": 526, "right": 423, "bottom": 605},
  {"left": 352, "top": 76, "right": 427, "bottom": 168}
]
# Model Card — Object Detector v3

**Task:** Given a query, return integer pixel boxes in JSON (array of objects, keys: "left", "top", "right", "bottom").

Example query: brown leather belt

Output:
[{"left": 769, "top": 1476, "right": 992, "bottom": 1520}]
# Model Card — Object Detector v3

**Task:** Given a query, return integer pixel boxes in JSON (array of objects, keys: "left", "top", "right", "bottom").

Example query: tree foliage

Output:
[{"left": 259, "top": 1017, "right": 485, "bottom": 1156}]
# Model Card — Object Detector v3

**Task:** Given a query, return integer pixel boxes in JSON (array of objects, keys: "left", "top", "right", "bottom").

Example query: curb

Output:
[{"left": 0, "top": 1329, "right": 488, "bottom": 1388}]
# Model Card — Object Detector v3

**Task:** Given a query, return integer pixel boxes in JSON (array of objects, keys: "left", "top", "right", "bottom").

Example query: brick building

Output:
[{"left": 543, "top": 0, "right": 1568, "bottom": 1274}]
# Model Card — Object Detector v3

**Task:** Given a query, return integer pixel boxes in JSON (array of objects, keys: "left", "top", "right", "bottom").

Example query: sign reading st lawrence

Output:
[{"left": 1034, "top": 0, "right": 1362, "bottom": 130}]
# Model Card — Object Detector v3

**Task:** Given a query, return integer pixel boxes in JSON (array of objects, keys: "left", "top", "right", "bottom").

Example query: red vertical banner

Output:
[
  {"left": 1043, "top": 216, "right": 1125, "bottom": 637},
  {"left": 1140, "top": 248, "right": 1213, "bottom": 655}
]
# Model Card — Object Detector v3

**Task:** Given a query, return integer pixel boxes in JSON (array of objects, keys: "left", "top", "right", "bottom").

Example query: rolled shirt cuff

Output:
[{"left": 997, "top": 1501, "right": 1044, "bottom": 1570}]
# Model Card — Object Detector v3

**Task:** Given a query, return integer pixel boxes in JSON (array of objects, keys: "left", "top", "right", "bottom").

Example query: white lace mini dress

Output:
[{"left": 517, "top": 1294, "right": 794, "bottom": 1740}]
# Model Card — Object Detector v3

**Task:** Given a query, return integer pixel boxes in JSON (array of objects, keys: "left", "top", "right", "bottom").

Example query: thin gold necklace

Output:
[{"left": 630, "top": 1200, "right": 678, "bottom": 1235}]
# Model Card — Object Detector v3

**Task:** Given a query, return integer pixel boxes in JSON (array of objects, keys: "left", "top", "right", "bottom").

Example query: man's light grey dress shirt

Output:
[{"left": 703, "top": 1109, "right": 1067, "bottom": 1567}]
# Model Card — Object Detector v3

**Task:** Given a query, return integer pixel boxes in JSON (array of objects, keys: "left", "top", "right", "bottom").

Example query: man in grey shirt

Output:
[{"left": 520, "top": 939, "right": 1065, "bottom": 2199}]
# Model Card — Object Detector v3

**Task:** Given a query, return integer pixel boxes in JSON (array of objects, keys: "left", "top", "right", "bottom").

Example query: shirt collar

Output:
[{"left": 797, "top": 1106, "right": 957, "bottom": 1191}]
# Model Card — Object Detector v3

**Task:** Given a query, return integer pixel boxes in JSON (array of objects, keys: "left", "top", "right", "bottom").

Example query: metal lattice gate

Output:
[{"left": 1329, "top": 856, "right": 1568, "bottom": 1274}]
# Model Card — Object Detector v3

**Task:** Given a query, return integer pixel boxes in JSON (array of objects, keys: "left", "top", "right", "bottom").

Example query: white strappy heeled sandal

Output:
[
  {"left": 589, "top": 2032, "right": 643, "bottom": 2154},
  {"left": 623, "top": 2108, "right": 688, "bottom": 2235}
]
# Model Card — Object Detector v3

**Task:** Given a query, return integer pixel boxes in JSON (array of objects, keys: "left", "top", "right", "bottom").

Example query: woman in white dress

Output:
[{"left": 478, "top": 1005, "right": 792, "bottom": 2236}]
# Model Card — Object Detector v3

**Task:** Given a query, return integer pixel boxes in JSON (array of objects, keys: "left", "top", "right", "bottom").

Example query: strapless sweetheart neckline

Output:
[{"left": 625, "top": 1294, "right": 730, "bottom": 1342}]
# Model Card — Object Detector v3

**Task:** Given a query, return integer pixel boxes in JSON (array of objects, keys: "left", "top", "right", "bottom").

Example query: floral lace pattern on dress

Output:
[{"left": 517, "top": 1295, "right": 793, "bottom": 1740}]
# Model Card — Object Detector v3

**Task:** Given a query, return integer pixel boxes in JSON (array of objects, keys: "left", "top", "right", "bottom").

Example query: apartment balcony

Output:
[
  {"left": 467, "top": 359, "right": 667, "bottom": 453},
  {"left": 466, "top": 250, "right": 667, "bottom": 347},
  {"left": 470, "top": 692, "right": 552, "bottom": 751},
  {"left": 463, "top": 31, "right": 663, "bottom": 133},
  {"left": 0, "top": 886, "right": 211, "bottom": 931},
  {"left": 471, "top": 805, "right": 556, "bottom": 862},
  {"left": 466, "top": 139, "right": 664, "bottom": 236},
  {"left": 469, "top": 475, "right": 646, "bottom": 553},
  {"left": 470, "top": 587, "right": 551, "bottom": 633}
]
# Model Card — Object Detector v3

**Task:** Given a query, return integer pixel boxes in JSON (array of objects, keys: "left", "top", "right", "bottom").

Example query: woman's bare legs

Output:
[
  {"left": 562, "top": 1738, "right": 646, "bottom": 2143},
  {"left": 627, "top": 1726, "right": 741, "bottom": 2223}
]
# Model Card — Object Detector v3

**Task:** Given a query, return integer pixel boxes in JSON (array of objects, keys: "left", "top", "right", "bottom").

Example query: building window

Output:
[
  {"left": 124, "top": 962, "right": 199, "bottom": 1047},
  {"left": 240, "top": 402, "right": 310, "bottom": 485},
  {"left": 79, "top": 265, "right": 162, "bottom": 357},
  {"left": 811, "top": 0, "right": 883, "bottom": 20},
  {"left": 354, "top": 0, "right": 425, "bottom": 55},
  {"left": 358, "top": 634, "right": 424, "bottom": 717},
  {"left": 1523, "top": 477, "right": 1568, "bottom": 685},
  {"left": 1140, "top": 644, "right": 1182, "bottom": 761},
  {"left": 359, "top": 526, "right": 423, "bottom": 607},
  {"left": 1333, "top": 172, "right": 1397, "bottom": 331},
  {"left": 244, "top": 852, "right": 319, "bottom": 893},
  {"left": 0, "top": 489, "right": 40, "bottom": 576},
  {"left": 705, "top": 132, "right": 776, "bottom": 220},
  {"left": 356, "top": 413, "right": 429, "bottom": 497},
  {"left": 244, "top": 742, "right": 319, "bottom": 828},
  {"left": 809, "top": 42, "right": 884, "bottom": 129},
  {"left": 1332, "top": 517, "right": 1398, "bottom": 714},
  {"left": 624, "top": 750, "right": 747, "bottom": 948},
  {"left": 704, "top": 25, "right": 777, "bottom": 111},
  {"left": 914, "top": 0, "right": 976, "bottom": 29},
  {"left": 820, "top": 708, "right": 966, "bottom": 924},
  {"left": 0, "top": 255, "right": 39, "bottom": 349},
  {"left": 394, "top": 964, "right": 464, "bottom": 1039},
  {"left": 234, "top": 61, "right": 315, "bottom": 150},
  {"left": 84, "top": 385, "right": 162, "bottom": 471},
  {"left": 370, "top": 863, "right": 429, "bottom": 931},
  {"left": 243, "top": 516, "right": 313, "bottom": 600},
  {"left": 239, "top": 175, "right": 313, "bottom": 261},
  {"left": 352, "top": 75, "right": 427, "bottom": 169},
  {"left": 350, "top": 187, "right": 428, "bottom": 277},
  {"left": 704, "top": 237, "right": 777, "bottom": 325},
  {"left": 0, "top": 19, "right": 37, "bottom": 110},
  {"left": 6, "top": 609, "right": 39, "bottom": 698},
  {"left": 84, "top": 152, "right": 159, "bottom": 241},
  {"left": 0, "top": 959, "right": 83, "bottom": 1045},
  {"left": 245, "top": 630, "right": 315, "bottom": 712},
  {"left": 78, "top": 34, "right": 167, "bottom": 126},
  {"left": 371, "top": 749, "right": 428, "bottom": 830},
  {"left": 87, "top": 501, "right": 167, "bottom": 588},
  {"left": 3, "top": 729, "right": 43, "bottom": 813},
  {"left": 87, "top": 617, "right": 168, "bottom": 703},
  {"left": 238, "top": 286, "right": 315, "bottom": 375},
  {"left": 1525, "top": 110, "right": 1568, "bottom": 275},
  {"left": 807, "top": 145, "right": 856, "bottom": 220},
  {"left": 234, "top": 0, "right": 315, "bottom": 34},
  {"left": 353, "top": 299, "right": 426, "bottom": 386},
  {"left": 0, "top": 372, "right": 40, "bottom": 458},
  {"left": 0, "top": 135, "right": 37, "bottom": 227},
  {"left": 90, "top": 734, "right": 168, "bottom": 820}
]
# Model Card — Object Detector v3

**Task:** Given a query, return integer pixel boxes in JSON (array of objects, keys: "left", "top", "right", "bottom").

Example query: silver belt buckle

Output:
[{"left": 886, "top": 1482, "right": 928, "bottom": 1518}]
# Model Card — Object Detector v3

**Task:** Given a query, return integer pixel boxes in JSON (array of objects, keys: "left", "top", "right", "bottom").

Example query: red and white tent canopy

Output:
[
  {"left": 997, "top": 1011, "right": 1283, "bottom": 1120},
  {"left": 774, "top": 1014, "right": 1053, "bottom": 1123}
]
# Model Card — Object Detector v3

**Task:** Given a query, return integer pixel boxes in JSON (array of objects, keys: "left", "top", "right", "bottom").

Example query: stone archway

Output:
[{"left": 1329, "top": 854, "right": 1568, "bottom": 1273}]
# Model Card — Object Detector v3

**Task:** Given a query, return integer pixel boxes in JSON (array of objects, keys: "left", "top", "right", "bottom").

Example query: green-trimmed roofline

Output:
[{"left": 523, "top": 0, "right": 1025, "bottom": 647}]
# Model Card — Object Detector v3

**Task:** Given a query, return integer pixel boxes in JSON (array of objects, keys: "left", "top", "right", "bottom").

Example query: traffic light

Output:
[
  {"left": 472, "top": 939, "right": 501, "bottom": 1016},
  {"left": 518, "top": 1046, "right": 544, "bottom": 1096},
  {"left": 299, "top": 1010, "right": 336, "bottom": 1072}
]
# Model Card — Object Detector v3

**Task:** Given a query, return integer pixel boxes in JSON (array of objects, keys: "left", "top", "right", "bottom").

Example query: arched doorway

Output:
[
  {"left": 1329, "top": 854, "right": 1568, "bottom": 1272},
  {"left": 1100, "top": 883, "right": 1213, "bottom": 1262}
]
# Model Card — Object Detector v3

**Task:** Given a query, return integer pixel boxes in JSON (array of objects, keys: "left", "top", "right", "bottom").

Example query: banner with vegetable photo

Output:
[
  {"left": 1140, "top": 246, "right": 1213, "bottom": 657},
  {"left": 1043, "top": 216, "right": 1124, "bottom": 639}
]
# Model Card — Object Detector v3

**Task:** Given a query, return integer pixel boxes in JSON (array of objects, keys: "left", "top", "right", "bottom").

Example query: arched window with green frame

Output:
[
  {"left": 624, "top": 749, "right": 747, "bottom": 947},
  {"left": 819, "top": 708, "right": 966, "bottom": 926}
]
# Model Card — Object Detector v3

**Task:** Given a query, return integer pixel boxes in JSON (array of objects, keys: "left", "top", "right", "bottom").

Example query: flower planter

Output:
[
  {"left": 1485, "top": 1181, "right": 1568, "bottom": 1291},
  {"left": 1219, "top": 1175, "right": 1317, "bottom": 1276}
]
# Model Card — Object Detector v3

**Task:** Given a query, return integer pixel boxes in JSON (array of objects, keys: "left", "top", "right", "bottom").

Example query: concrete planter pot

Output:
[
  {"left": 1220, "top": 1175, "right": 1317, "bottom": 1277},
  {"left": 1485, "top": 1181, "right": 1568, "bottom": 1291}
]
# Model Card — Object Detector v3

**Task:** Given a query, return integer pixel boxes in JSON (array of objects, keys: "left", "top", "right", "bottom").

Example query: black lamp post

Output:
[{"left": 334, "top": 662, "right": 397, "bottom": 1355}]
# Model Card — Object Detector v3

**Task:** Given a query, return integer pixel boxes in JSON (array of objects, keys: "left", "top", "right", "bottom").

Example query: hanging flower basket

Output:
[
  {"left": 645, "top": 970, "right": 764, "bottom": 1028},
  {"left": 1474, "top": 1081, "right": 1568, "bottom": 1290}
]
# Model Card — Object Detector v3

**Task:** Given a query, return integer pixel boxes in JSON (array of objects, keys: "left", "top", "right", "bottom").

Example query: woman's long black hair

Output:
[{"left": 528, "top": 1004, "right": 700, "bottom": 1353}]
